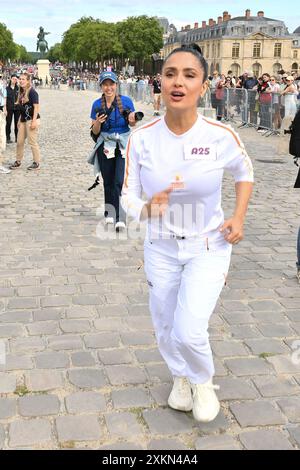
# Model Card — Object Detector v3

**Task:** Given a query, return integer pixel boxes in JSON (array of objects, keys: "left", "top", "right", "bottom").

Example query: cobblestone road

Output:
[{"left": 0, "top": 87, "right": 300, "bottom": 450}]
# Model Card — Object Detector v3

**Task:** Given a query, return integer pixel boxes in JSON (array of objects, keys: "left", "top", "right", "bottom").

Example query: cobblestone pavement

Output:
[{"left": 0, "top": 87, "right": 300, "bottom": 450}]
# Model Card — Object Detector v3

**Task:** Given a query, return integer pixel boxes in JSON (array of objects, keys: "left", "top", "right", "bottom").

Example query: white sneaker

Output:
[
  {"left": 115, "top": 221, "right": 126, "bottom": 232},
  {"left": 192, "top": 379, "right": 220, "bottom": 422},
  {"left": 0, "top": 165, "right": 11, "bottom": 174},
  {"left": 168, "top": 377, "right": 193, "bottom": 412},
  {"left": 105, "top": 217, "right": 114, "bottom": 225}
]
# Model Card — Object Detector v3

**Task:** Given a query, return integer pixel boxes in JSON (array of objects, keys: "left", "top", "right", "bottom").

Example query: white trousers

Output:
[{"left": 144, "top": 237, "right": 232, "bottom": 384}]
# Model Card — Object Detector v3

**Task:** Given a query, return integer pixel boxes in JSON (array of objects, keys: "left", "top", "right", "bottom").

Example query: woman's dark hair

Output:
[{"left": 163, "top": 43, "right": 208, "bottom": 83}]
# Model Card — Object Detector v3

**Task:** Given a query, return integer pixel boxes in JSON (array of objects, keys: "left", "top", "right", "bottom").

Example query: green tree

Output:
[
  {"left": 48, "top": 42, "right": 65, "bottom": 63},
  {"left": 0, "top": 22, "right": 17, "bottom": 61},
  {"left": 62, "top": 16, "right": 97, "bottom": 62},
  {"left": 16, "top": 44, "right": 31, "bottom": 63},
  {"left": 61, "top": 15, "right": 163, "bottom": 70},
  {"left": 77, "top": 21, "right": 123, "bottom": 65},
  {"left": 117, "top": 16, "right": 163, "bottom": 61}
]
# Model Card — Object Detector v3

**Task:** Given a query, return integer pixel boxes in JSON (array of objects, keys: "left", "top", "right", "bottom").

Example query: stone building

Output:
[{"left": 163, "top": 9, "right": 300, "bottom": 77}]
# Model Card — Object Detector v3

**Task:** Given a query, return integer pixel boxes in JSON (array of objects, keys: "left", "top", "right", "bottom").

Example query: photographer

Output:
[{"left": 89, "top": 71, "right": 137, "bottom": 231}]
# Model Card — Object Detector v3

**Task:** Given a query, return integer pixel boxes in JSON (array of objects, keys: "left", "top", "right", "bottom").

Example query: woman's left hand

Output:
[
  {"left": 128, "top": 112, "right": 136, "bottom": 126},
  {"left": 219, "top": 216, "right": 244, "bottom": 244},
  {"left": 30, "top": 120, "right": 37, "bottom": 130}
]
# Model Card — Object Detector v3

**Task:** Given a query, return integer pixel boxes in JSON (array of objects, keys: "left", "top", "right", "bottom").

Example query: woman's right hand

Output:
[
  {"left": 96, "top": 113, "right": 107, "bottom": 124},
  {"left": 143, "top": 186, "right": 173, "bottom": 219}
]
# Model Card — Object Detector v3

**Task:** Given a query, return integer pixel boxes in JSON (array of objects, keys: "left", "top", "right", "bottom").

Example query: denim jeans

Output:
[
  {"left": 98, "top": 143, "right": 126, "bottom": 223},
  {"left": 297, "top": 227, "right": 300, "bottom": 269}
]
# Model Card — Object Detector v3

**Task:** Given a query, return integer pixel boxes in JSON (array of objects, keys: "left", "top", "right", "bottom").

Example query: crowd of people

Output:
[{"left": 208, "top": 69, "right": 300, "bottom": 129}]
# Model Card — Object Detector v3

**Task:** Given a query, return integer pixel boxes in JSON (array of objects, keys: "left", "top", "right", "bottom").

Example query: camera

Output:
[
  {"left": 95, "top": 108, "right": 106, "bottom": 117},
  {"left": 95, "top": 105, "right": 116, "bottom": 119},
  {"left": 122, "top": 108, "right": 144, "bottom": 123}
]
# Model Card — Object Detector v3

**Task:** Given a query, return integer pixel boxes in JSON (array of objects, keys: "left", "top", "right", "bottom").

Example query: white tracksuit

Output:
[{"left": 122, "top": 115, "right": 254, "bottom": 384}]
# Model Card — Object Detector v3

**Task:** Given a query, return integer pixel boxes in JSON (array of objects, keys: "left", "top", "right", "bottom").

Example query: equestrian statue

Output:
[{"left": 36, "top": 27, "right": 50, "bottom": 56}]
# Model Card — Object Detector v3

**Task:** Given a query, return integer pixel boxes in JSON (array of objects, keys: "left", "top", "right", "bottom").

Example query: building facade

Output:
[{"left": 163, "top": 10, "right": 300, "bottom": 77}]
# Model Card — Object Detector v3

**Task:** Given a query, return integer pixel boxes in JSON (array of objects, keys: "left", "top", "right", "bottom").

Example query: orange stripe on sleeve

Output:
[{"left": 202, "top": 118, "right": 242, "bottom": 147}]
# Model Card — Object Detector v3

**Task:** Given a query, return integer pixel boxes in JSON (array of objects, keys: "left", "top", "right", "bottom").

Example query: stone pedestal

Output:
[{"left": 37, "top": 59, "right": 50, "bottom": 85}]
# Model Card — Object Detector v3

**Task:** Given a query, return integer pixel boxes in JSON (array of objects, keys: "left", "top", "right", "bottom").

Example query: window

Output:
[
  {"left": 274, "top": 43, "right": 282, "bottom": 58},
  {"left": 273, "top": 63, "right": 282, "bottom": 74},
  {"left": 253, "top": 43, "right": 261, "bottom": 58},
  {"left": 230, "top": 63, "right": 240, "bottom": 77},
  {"left": 232, "top": 42, "right": 240, "bottom": 59},
  {"left": 293, "top": 50, "right": 298, "bottom": 59},
  {"left": 252, "top": 62, "right": 262, "bottom": 77},
  {"left": 292, "top": 62, "right": 298, "bottom": 71},
  {"left": 217, "top": 43, "right": 220, "bottom": 57}
]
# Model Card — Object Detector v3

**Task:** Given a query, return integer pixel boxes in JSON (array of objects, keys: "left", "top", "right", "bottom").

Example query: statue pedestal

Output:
[{"left": 37, "top": 59, "right": 50, "bottom": 85}]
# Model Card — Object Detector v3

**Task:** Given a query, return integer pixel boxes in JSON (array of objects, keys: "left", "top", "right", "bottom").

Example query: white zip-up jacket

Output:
[{"left": 121, "top": 115, "right": 254, "bottom": 241}]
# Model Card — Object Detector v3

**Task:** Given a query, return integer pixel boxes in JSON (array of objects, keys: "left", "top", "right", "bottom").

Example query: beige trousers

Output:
[{"left": 16, "top": 120, "right": 41, "bottom": 163}]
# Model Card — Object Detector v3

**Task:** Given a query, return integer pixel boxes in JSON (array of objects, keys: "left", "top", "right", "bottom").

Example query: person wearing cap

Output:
[
  {"left": 90, "top": 71, "right": 137, "bottom": 231},
  {"left": 281, "top": 76, "right": 298, "bottom": 118},
  {"left": 6, "top": 74, "right": 20, "bottom": 144}
]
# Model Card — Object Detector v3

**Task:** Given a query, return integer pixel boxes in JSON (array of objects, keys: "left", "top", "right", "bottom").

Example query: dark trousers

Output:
[
  {"left": 6, "top": 109, "right": 20, "bottom": 140},
  {"left": 297, "top": 227, "right": 300, "bottom": 269},
  {"left": 98, "top": 144, "right": 126, "bottom": 223}
]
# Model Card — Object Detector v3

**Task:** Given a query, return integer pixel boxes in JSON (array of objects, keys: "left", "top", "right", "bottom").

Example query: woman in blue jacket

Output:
[{"left": 90, "top": 71, "right": 136, "bottom": 231}]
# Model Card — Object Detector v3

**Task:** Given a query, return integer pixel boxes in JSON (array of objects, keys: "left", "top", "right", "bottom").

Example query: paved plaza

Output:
[{"left": 0, "top": 88, "right": 300, "bottom": 450}]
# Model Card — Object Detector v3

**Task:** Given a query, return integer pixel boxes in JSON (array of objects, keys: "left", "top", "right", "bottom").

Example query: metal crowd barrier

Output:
[
  {"left": 85, "top": 81, "right": 213, "bottom": 108},
  {"left": 211, "top": 87, "right": 298, "bottom": 136},
  {"left": 83, "top": 81, "right": 298, "bottom": 134}
]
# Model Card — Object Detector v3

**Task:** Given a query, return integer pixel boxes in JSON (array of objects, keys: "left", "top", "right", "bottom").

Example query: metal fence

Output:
[
  {"left": 85, "top": 81, "right": 213, "bottom": 107},
  {"left": 210, "top": 87, "right": 299, "bottom": 135},
  {"left": 82, "top": 81, "right": 299, "bottom": 133}
]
